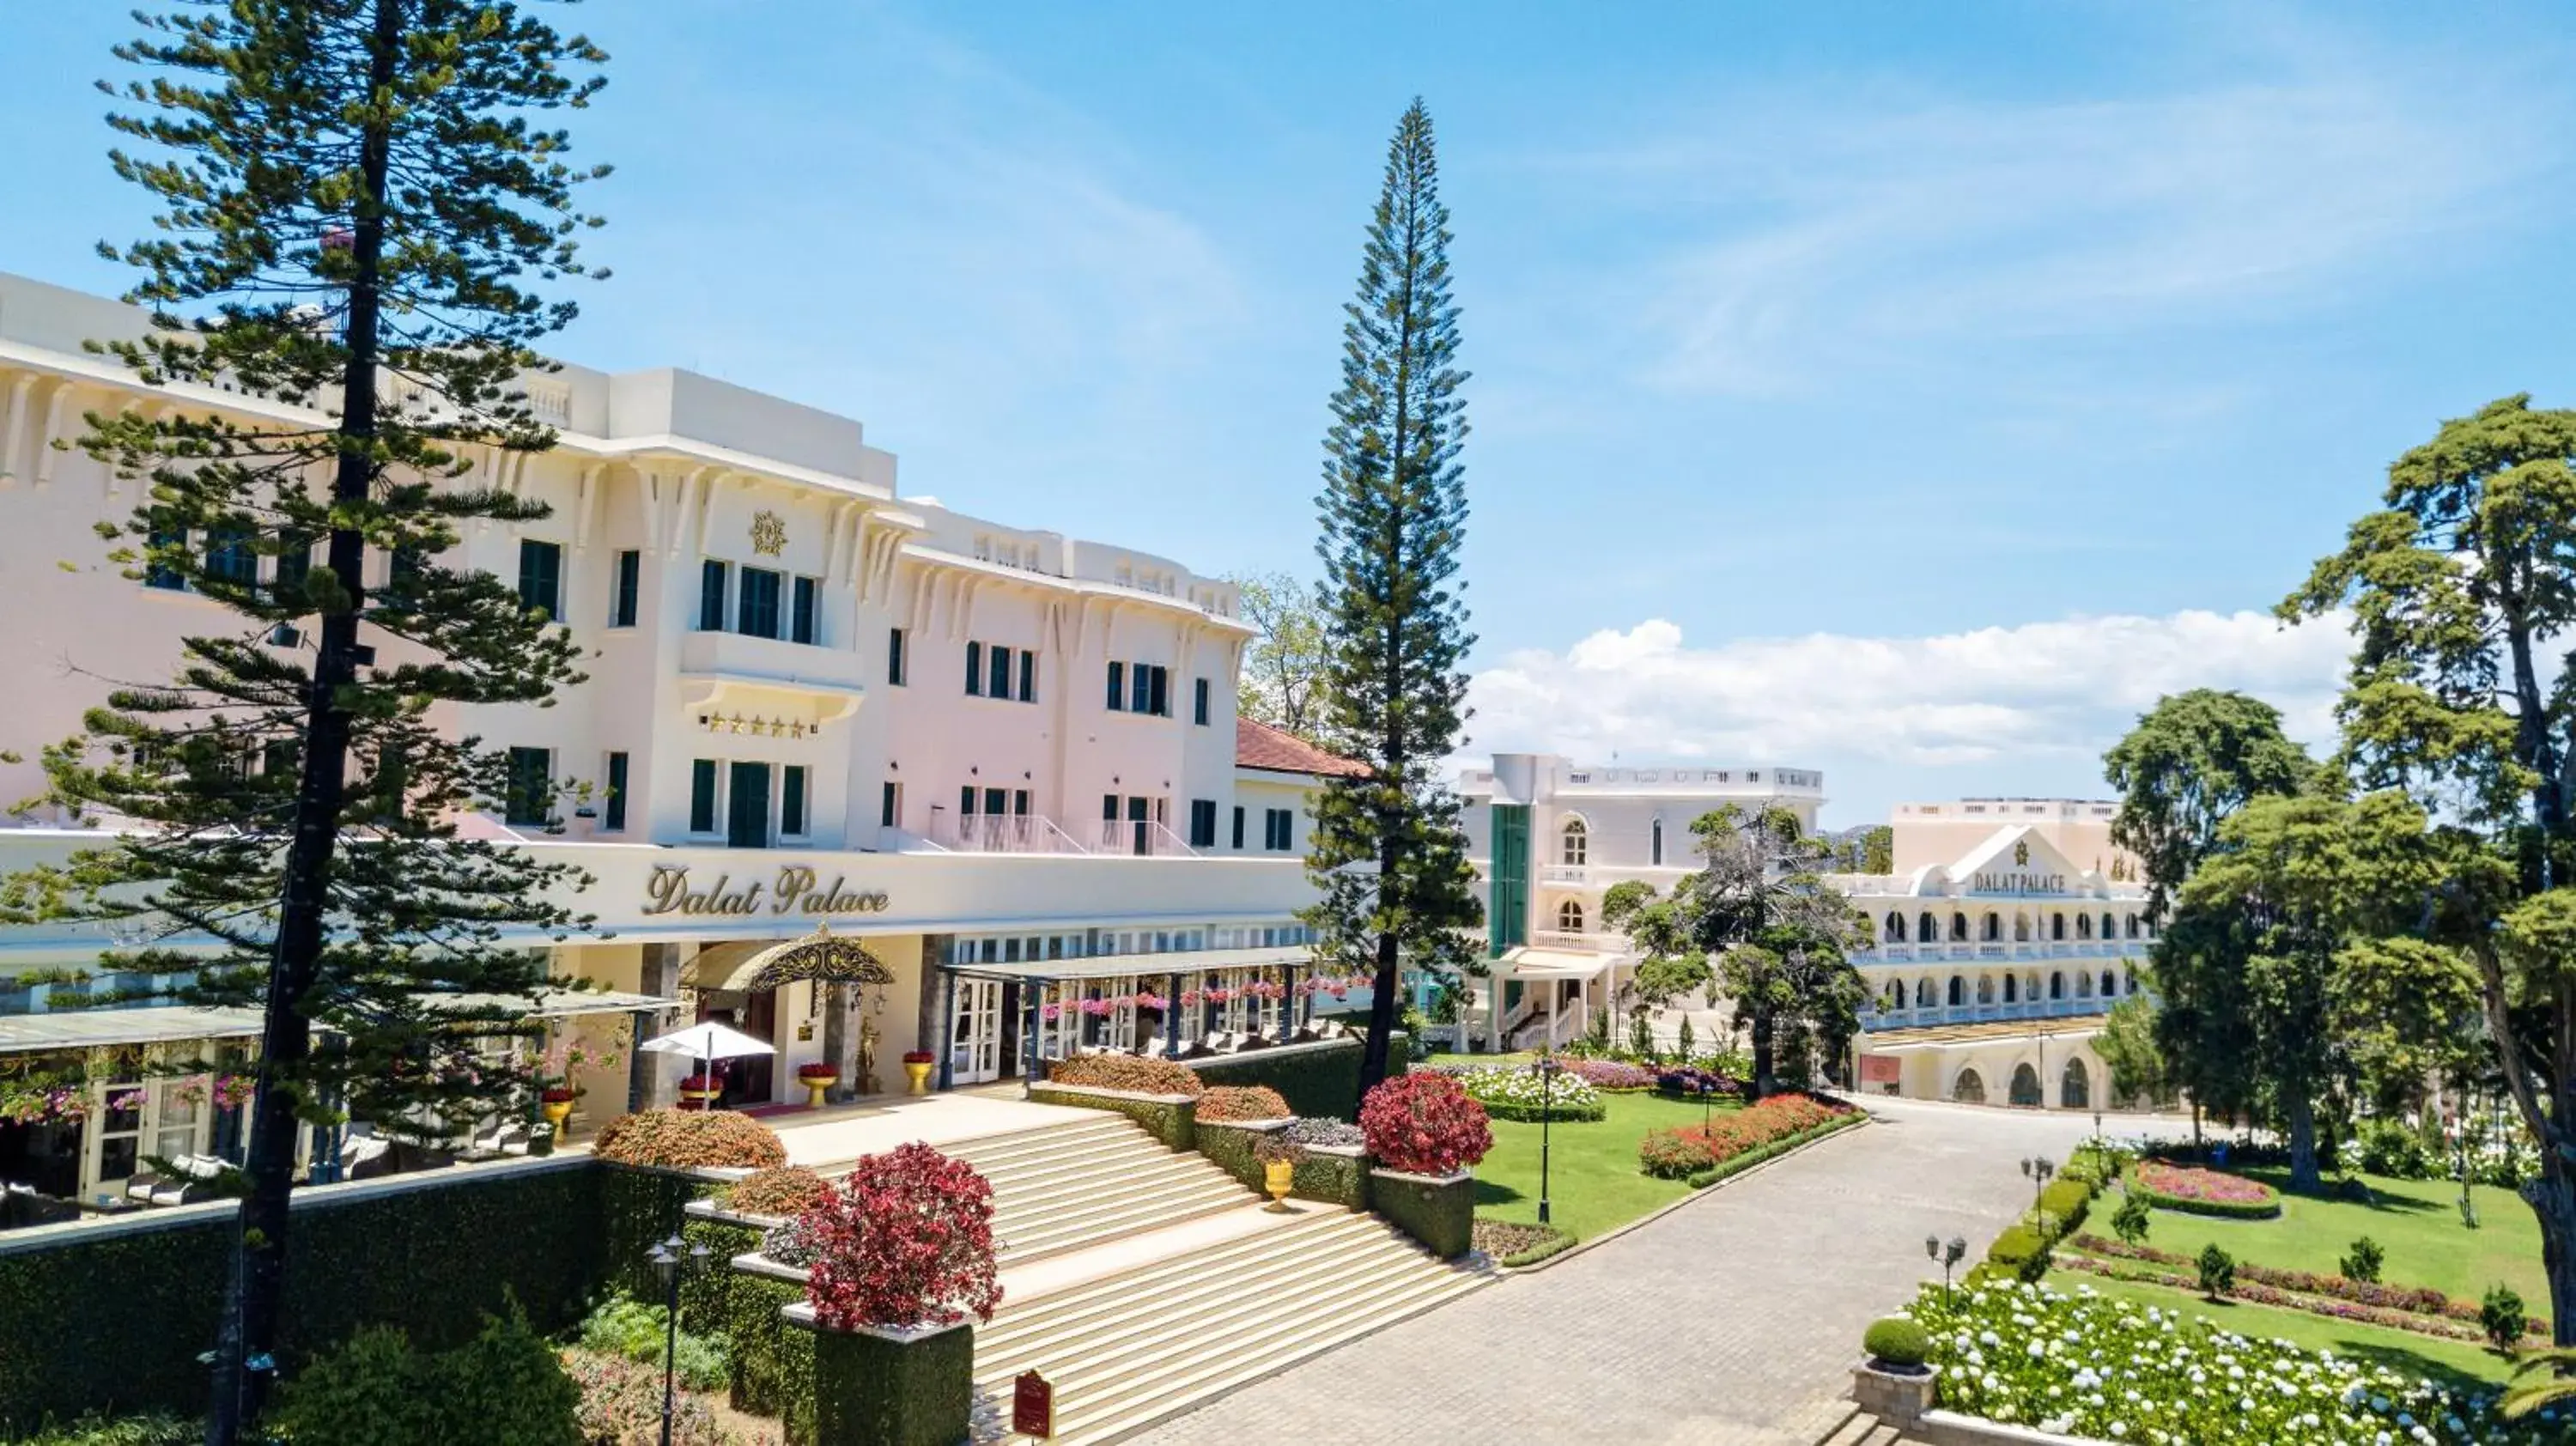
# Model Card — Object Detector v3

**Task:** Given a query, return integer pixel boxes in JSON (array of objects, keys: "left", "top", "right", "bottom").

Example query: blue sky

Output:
[{"left": 5, "top": 3, "right": 2573, "bottom": 824}]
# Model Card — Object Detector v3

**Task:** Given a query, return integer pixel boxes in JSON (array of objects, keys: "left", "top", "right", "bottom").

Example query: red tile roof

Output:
[{"left": 1236, "top": 717, "right": 1370, "bottom": 778}]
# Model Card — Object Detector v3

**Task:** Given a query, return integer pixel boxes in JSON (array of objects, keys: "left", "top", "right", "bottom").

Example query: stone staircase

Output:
[
  {"left": 1811, "top": 1405, "right": 1913, "bottom": 1445},
  {"left": 939, "top": 1116, "right": 1255, "bottom": 1267},
  {"left": 899, "top": 1112, "right": 1488, "bottom": 1445}
]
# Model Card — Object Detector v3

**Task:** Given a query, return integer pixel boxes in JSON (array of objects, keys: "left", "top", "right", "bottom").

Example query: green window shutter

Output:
[
  {"left": 965, "top": 641, "right": 983, "bottom": 696},
  {"left": 604, "top": 751, "right": 629, "bottom": 830},
  {"left": 690, "top": 760, "right": 718, "bottom": 833},
  {"left": 517, "top": 540, "right": 562, "bottom": 620},
  {"left": 1490, "top": 805, "right": 1530, "bottom": 957},
  {"left": 781, "top": 765, "right": 807, "bottom": 837}
]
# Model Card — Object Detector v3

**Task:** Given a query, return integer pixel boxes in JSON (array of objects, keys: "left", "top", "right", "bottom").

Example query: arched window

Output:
[
  {"left": 2049, "top": 971, "right": 2065, "bottom": 1000},
  {"left": 1556, "top": 899, "right": 1585, "bottom": 933},
  {"left": 2002, "top": 974, "right": 2020, "bottom": 1003},
  {"left": 1883, "top": 981, "right": 1904, "bottom": 1012},
  {"left": 2050, "top": 912, "right": 2066, "bottom": 941},
  {"left": 1981, "top": 914, "right": 2001, "bottom": 942},
  {"left": 1649, "top": 817, "right": 1664, "bottom": 866},
  {"left": 2139, "top": 915, "right": 2154, "bottom": 940},
  {"left": 2123, "top": 913, "right": 2139, "bottom": 939},
  {"left": 1916, "top": 977, "right": 1935, "bottom": 1008},
  {"left": 2008, "top": 1063, "right": 2043, "bottom": 1108},
  {"left": 1560, "top": 817, "right": 1588, "bottom": 866},
  {"left": 1948, "top": 912, "right": 1968, "bottom": 942},
  {"left": 2101, "top": 969, "right": 2117, "bottom": 998},
  {"left": 1953, "top": 1068, "right": 1987, "bottom": 1105},
  {"left": 2076, "top": 912, "right": 2093, "bottom": 939},
  {"left": 1947, "top": 975, "right": 1965, "bottom": 1007},
  {"left": 1886, "top": 911, "right": 1907, "bottom": 943},
  {"left": 1976, "top": 975, "right": 1995, "bottom": 1005},
  {"left": 2061, "top": 1059, "right": 2090, "bottom": 1109},
  {"left": 2125, "top": 968, "right": 2138, "bottom": 995},
  {"left": 2101, "top": 912, "right": 2117, "bottom": 940},
  {"left": 2075, "top": 971, "right": 2093, "bottom": 998},
  {"left": 2014, "top": 912, "right": 2031, "bottom": 942},
  {"left": 2026, "top": 973, "right": 2041, "bottom": 1002}
]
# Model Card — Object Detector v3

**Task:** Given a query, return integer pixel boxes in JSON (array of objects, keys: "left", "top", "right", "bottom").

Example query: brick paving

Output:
[{"left": 1124, "top": 1097, "right": 2097, "bottom": 1446}]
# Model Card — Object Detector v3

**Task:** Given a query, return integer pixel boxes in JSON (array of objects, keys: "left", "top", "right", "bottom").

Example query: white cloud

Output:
[{"left": 1464, "top": 611, "right": 2354, "bottom": 781}]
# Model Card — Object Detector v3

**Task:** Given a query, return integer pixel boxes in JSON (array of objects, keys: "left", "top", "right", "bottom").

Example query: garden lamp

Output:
[
  {"left": 649, "top": 1233, "right": 714, "bottom": 1446},
  {"left": 1943, "top": 1236, "right": 1967, "bottom": 1300},
  {"left": 1537, "top": 1054, "right": 1562, "bottom": 1227},
  {"left": 2021, "top": 1155, "right": 2054, "bottom": 1218}
]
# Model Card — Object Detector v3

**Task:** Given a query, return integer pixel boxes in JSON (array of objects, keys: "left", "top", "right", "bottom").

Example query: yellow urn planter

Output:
[
  {"left": 799, "top": 1072, "right": 840, "bottom": 1109},
  {"left": 1261, "top": 1159, "right": 1296, "bottom": 1211},
  {"left": 903, "top": 1060, "right": 934, "bottom": 1096},
  {"left": 678, "top": 1086, "right": 721, "bottom": 1109},
  {"left": 541, "top": 1097, "right": 574, "bottom": 1144}
]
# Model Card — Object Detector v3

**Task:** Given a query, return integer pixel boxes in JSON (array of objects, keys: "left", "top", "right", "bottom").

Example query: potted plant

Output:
[
  {"left": 539, "top": 1084, "right": 577, "bottom": 1141},
  {"left": 902, "top": 1049, "right": 935, "bottom": 1096},
  {"left": 796, "top": 1060, "right": 841, "bottom": 1109},
  {"left": 1252, "top": 1133, "right": 1306, "bottom": 1211},
  {"left": 678, "top": 1071, "right": 721, "bottom": 1109}
]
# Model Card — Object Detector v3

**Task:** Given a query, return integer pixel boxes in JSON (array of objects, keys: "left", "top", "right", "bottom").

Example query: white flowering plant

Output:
[
  {"left": 1911, "top": 1279, "right": 2575, "bottom": 1445},
  {"left": 1451, "top": 1064, "right": 1607, "bottom": 1122}
]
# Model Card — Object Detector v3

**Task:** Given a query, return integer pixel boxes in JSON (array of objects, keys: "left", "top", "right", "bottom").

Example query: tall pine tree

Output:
[
  {"left": 1303, "top": 100, "right": 1484, "bottom": 1092},
  {"left": 0, "top": 4, "right": 608, "bottom": 1437}
]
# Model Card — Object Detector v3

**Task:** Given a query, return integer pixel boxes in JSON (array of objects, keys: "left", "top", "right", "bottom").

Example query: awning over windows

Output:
[
  {"left": 1492, "top": 947, "right": 1620, "bottom": 981},
  {"left": 0, "top": 1005, "right": 265, "bottom": 1055},
  {"left": 940, "top": 945, "right": 1309, "bottom": 984}
]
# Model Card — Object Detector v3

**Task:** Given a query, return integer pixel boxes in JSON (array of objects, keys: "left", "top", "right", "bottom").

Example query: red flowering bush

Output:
[
  {"left": 1637, "top": 1092, "right": 1852, "bottom": 1179},
  {"left": 803, "top": 1142, "right": 1002, "bottom": 1331},
  {"left": 901, "top": 1049, "right": 934, "bottom": 1065},
  {"left": 592, "top": 1109, "right": 787, "bottom": 1170},
  {"left": 1196, "top": 1085, "right": 1291, "bottom": 1122},
  {"left": 1358, "top": 1073, "right": 1493, "bottom": 1176}
]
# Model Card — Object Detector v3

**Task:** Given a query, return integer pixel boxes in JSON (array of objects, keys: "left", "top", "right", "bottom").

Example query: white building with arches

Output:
[{"left": 1838, "top": 804, "right": 2154, "bottom": 1111}]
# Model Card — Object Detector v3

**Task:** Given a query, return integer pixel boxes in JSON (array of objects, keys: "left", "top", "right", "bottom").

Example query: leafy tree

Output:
[
  {"left": 1230, "top": 572, "right": 1330, "bottom": 742},
  {"left": 2094, "top": 995, "right": 2167, "bottom": 1109},
  {"left": 2281, "top": 394, "right": 2576, "bottom": 1343},
  {"left": 1301, "top": 100, "right": 1483, "bottom": 1093},
  {"left": 0, "top": 4, "right": 608, "bottom": 1435},
  {"left": 1619, "top": 805, "right": 1862, "bottom": 1097},
  {"left": 2104, "top": 689, "right": 2314, "bottom": 920},
  {"left": 2111, "top": 1191, "right": 2153, "bottom": 1249}
]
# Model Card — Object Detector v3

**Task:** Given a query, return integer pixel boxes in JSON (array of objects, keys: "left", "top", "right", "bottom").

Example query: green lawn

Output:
[
  {"left": 1470, "top": 1091, "right": 1735, "bottom": 1242},
  {"left": 2082, "top": 1167, "right": 2545, "bottom": 1306},
  {"left": 2049, "top": 1269, "right": 2513, "bottom": 1388}
]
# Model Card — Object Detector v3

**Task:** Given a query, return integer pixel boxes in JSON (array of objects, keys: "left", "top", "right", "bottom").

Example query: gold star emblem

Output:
[{"left": 750, "top": 510, "right": 787, "bottom": 556}]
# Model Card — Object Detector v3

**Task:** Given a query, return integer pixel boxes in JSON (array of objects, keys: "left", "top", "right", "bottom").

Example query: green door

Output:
[{"left": 1490, "top": 805, "right": 1530, "bottom": 957}]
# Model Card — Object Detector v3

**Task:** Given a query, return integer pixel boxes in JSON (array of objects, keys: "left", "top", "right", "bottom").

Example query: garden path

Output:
[{"left": 1124, "top": 1095, "right": 2095, "bottom": 1446}]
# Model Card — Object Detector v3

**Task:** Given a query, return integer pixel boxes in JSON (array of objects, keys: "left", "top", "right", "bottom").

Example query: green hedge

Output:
[
  {"left": 1681, "top": 1111, "right": 1864, "bottom": 1189},
  {"left": 2130, "top": 1181, "right": 2282, "bottom": 1220},
  {"left": 598, "top": 1163, "right": 728, "bottom": 1301},
  {"left": 1498, "top": 1225, "right": 1577, "bottom": 1268},
  {"left": 0, "top": 1157, "right": 604, "bottom": 1434},
  {"left": 1025, "top": 1082, "right": 1194, "bottom": 1149},
  {"left": 1371, "top": 1169, "right": 1473, "bottom": 1261},
  {"left": 1186, "top": 1036, "right": 1405, "bottom": 1119},
  {"left": 1193, "top": 1121, "right": 1368, "bottom": 1209},
  {"left": 682, "top": 1227, "right": 817, "bottom": 1446},
  {"left": 804, "top": 1318, "right": 975, "bottom": 1446},
  {"left": 1475, "top": 1096, "right": 1608, "bottom": 1124}
]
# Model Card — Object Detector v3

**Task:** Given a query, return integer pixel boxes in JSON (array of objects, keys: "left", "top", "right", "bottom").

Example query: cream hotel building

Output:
[
  {"left": 0, "top": 272, "right": 1358, "bottom": 1209},
  {"left": 1459, "top": 755, "right": 2155, "bottom": 1112}
]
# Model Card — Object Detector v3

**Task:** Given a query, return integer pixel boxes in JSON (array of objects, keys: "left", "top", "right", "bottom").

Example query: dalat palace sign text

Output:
[{"left": 642, "top": 864, "right": 892, "bottom": 919}]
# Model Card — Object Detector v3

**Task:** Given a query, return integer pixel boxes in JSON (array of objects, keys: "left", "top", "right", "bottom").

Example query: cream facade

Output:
[{"left": 0, "top": 271, "right": 1334, "bottom": 1207}]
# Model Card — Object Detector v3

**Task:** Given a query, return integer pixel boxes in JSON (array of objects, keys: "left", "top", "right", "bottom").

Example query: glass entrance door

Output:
[{"left": 951, "top": 979, "right": 1003, "bottom": 1084}]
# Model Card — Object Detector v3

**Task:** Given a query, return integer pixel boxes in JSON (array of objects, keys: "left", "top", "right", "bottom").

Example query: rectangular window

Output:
[
  {"left": 1148, "top": 665, "right": 1170, "bottom": 718},
  {"left": 272, "top": 532, "right": 313, "bottom": 601},
  {"left": 960, "top": 786, "right": 979, "bottom": 817},
  {"left": 738, "top": 567, "right": 782, "bottom": 639},
  {"left": 143, "top": 527, "right": 186, "bottom": 591},
  {"left": 790, "top": 575, "right": 818, "bottom": 645},
  {"left": 1231, "top": 805, "right": 1246, "bottom": 850},
  {"left": 1012, "top": 789, "right": 1030, "bottom": 816},
  {"left": 1266, "top": 808, "right": 1294, "bottom": 851},
  {"left": 781, "top": 765, "right": 808, "bottom": 838},
  {"left": 983, "top": 787, "right": 1007, "bottom": 817},
  {"left": 504, "top": 747, "right": 552, "bottom": 827},
  {"left": 888, "top": 628, "right": 908, "bottom": 685},
  {"left": 604, "top": 751, "right": 629, "bottom": 831},
  {"left": 1188, "top": 799, "right": 1218, "bottom": 848},
  {"left": 1194, "top": 677, "right": 1210, "bottom": 726},
  {"left": 880, "top": 781, "right": 901, "bottom": 829},
  {"left": 611, "top": 550, "right": 641, "bottom": 628},
  {"left": 1106, "top": 661, "right": 1126, "bottom": 711},
  {"left": 1129, "top": 661, "right": 1151, "bottom": 714},
  {"left": 1018, "top": 649, "right": 1036, "bottom": 703},
  {"left": 517, "top": 539, "right": 562, "bottom": 621},
  {"left": 698, "top": 560, "right": 729, "bottom": 631},
  {"left": 206, "top": 528, "right": 258, "bottom": 588},
  {"left": 987, "top": 643, "right": 1012, "bottom": 701},
  {"left": 965, "top": 641, "right": 984, "bottom": 696},
  {"left": 690, "top": 759, "right": 719, "bottom": 833},
  {"left": 727, "top": 761, "right": 771, "bottom": 848},
  {"left": 1103, "top": 793, "right": 1120, "bottom": 823}
]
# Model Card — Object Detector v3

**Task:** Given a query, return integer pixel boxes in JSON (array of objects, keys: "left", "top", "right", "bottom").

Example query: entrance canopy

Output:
[
  {"left": 941, "top": 945, "right": 1308, "bottom": 984},
  {"left": 0, "top": 1005, "right": 266, "bottom": 1056},
  {"left": 1492, "top": 946, "right": 1620, "bottom": 981},
  {"left": 687, "top": 927, "right": 894, "bottom": 993}
]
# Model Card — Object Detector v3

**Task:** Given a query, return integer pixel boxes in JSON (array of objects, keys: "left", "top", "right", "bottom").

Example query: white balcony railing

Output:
[
  {"left": 931, "top": 811, "right": 1089, "bottom": 856},
  {"left": 1537, "top": 864, "right": 1589, "bottom": 885},
  {"left": 1095, "top": 817, "right": 1200, "bottom": 858},
  {"left": 1529, "top": 929, "right": 1631, "bottom": 953}
]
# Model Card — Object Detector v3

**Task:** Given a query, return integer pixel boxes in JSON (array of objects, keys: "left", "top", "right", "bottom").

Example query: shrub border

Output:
[
  {"left": 1024, "top": 1081, "right": 1196, "bottom": 1149},
  {"left": 2129, "top": 1173, "right": 2282, "bottom": 1220}
]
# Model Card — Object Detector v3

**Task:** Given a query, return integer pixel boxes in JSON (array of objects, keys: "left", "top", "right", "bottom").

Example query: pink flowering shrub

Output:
[
  {"left": 803, "top": 1142, "right": 1002, "bottom": 1331},
  {"left": 1358, "top": 1073, "right": 1493, "bottom": 1176},
  {"left": 2133, "top": 1160, "right": 2281, "bottom": 1218}
]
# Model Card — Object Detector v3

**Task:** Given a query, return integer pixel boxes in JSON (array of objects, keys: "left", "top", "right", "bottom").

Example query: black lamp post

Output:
[
  {"left": 1537, "top": 1054, "right": 1563, "bottom": 1227},
  {"left": 1925, "top": 1233, "right": 1967, "bottom": 1303},
  {"left": 1698, "top": 1075, "right": 1716, "bottom": 1132},
  {"left": 648, "top": 1232, "right": 714, "bottom": 1446},
  {"left": 2021, "top": 1154, "right": 2055, "bottom": 1220}
]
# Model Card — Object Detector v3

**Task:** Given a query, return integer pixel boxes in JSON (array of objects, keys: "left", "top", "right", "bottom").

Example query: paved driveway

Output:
[{"left": 1127, "top": 1097, "right": 2097, "bottom": 1446}]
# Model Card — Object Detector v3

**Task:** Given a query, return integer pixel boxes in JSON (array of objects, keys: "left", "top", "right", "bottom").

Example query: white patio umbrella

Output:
[{"left": 639, "top": 1021, "right": 775, "bottom": 1103}]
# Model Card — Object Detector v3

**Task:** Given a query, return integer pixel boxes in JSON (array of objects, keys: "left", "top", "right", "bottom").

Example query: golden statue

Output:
[{"left": 858, "top": 1002, "right": 882, "bottom": 1097}]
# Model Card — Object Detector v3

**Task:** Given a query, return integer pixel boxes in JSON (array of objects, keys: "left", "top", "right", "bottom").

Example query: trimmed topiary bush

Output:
[
  {"left": 1195, "top": 1084, "right": 1291, "bottom": 1122},
  {"left": 1863, "top": 1315, "right": 1931, "bottom": 1371},
  {"left": 1359, "top": 1073, "right": 1493, "bottom": 1176},
  {"left": 592, "top": 1109, "right": 787, "bottom": 1170},
  {"left": 2341, "top": 1236, "right": 2385, "bottom": 1285},
  {"left": 724, "top": 1166, "right": 831, "bottom": 1219},
  {"left": 804, "top": 1144, "right": 999, "bottom": 1331},
  {"left": 2197, "top": 1242, "right": 2236, "bottom": 1298},
  {"left": 2481, "top": 1283, "right": 2527, "bottom": 1352},
  {"left": 1046, "top": 1054, "right": 1205, "bottom": 1096}
]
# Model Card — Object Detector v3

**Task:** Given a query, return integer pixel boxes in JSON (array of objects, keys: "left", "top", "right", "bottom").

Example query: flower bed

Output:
[
  {"left": 1566, "top": 1059, "right": 1656, "bottom": 1091},
  {"left": 802, "top": 1143, "right": 999, "bottom": 1330},
  {"left": 1652, "top": 1066, "right": 1743, "bottom": 1099},
  {"left": 2052, "top": 1253, "right": 2536, "bottom": 1348},
  {"left": 2068, "top": 1234, "right": 2540, "bottom": 1340},
  {"left": 1452, "top": 1064, "right": 1607, "bottom": 1122},
  {"left": 1472, "top": 1218, "right": 1575, "bottom": 1267},
  {"left": 2133, "top": 1160, "right": 2282, "bottom": 1219},
  {"left": 1637, "top": 1092, "right": 1853, "bottom": 1180},
  {"left": 1913, "top": 1279, "right": 2571, "bottom": 1444},
  {"left": 1195, "top": 1084, "right": 1291, "bottom": 1122}
]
